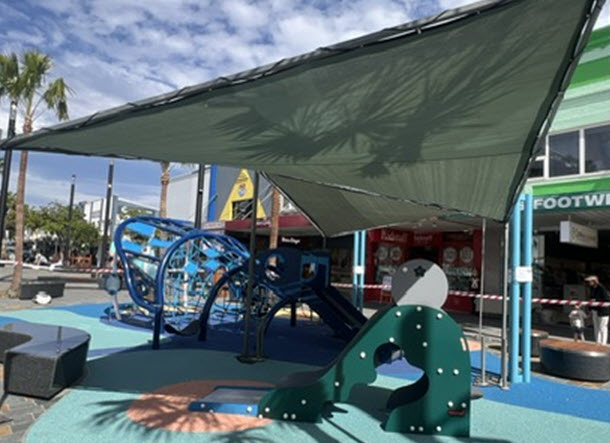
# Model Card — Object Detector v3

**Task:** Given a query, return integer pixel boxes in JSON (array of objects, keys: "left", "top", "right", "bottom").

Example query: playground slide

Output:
[
  {"left": 302, "top": 286, "right": 367, "bottom": 340},
  {"left": 257, "top": 302, "right": 471, "bottom": 435}
]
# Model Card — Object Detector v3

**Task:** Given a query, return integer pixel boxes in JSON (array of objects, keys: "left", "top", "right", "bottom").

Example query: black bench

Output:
[
  {"left": 19, "top": 280, "right": 65, "bottom": 300},
  {"left": 0, "top": 322, "right": 90, "bottom": 399},
  {"left": 540, "top": 339, "right": 610, "bottom": 382}
]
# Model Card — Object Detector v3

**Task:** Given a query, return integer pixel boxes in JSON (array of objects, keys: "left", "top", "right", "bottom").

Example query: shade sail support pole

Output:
[
  {"left": 237, "top": 170, "right": 262, "bottom": 363},
  {"left": 501, "top": 222, "right": 509, "bottom": 389}
]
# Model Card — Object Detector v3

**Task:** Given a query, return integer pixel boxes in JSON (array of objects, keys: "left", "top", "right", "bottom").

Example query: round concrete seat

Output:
[{"left": 540, "top": 339, "right": 610, "bottom": 382}]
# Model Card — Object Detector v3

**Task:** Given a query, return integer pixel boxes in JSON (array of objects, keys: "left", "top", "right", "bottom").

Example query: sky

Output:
[{"left": 0, "top": 0, "right": 609, "bottom": 210}]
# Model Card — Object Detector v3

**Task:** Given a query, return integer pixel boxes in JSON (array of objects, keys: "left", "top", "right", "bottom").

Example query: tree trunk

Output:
[
  {"left": 8, "top": 150, "right": 28, "bottom": 298},
  {"left": 269, "top": 187, "right": 281, "bottom": 249},
  {"left": 8, "top": 117, "right": 33, "bottom": 298},
  {"left": 159, "top": 161, "right": 170, "bottom": 218}
]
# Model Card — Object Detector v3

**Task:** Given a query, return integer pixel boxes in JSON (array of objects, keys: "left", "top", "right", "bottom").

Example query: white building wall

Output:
[{"left": 167, "top": 167, "right": 210, "bottom": 223}]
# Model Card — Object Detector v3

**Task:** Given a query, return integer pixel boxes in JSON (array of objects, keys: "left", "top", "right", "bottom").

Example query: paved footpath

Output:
[{"left": 0, "top": 366, "right": 63, "bottom": 442}]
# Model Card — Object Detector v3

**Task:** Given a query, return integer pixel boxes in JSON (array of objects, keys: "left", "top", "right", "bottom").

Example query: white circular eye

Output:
[
  {"left": 416, "top": 306, "right": 422, "bottom": 311},
  {"left": 422, "top": 341, "right": 428, "bottom": 348},
  {"left": 461, "top": 402, "right": 467, "bottom": 408},
  {"left": 389, "top": 337, "right": 395, "bottom": 343},
  {"left": 283, "top": 413, "right": 288, "bottom": 419},
  {"left": 301, "top": 399, "right": 307, "bottom": 405},
  {"left": 436, "top": 426, "right": 442, "bottom": 432},
  {"left": 436, "top": 313, "right": 443, "bottom": 319},
  {"left": 416, "top": 324, "right": 422, "bottom": 330},
  {"left": 291, "top": 413, "right": 296, "bottom": 420},
  {"left": 437, "top": 368, "right": 444, "bottom": 374},
  {"left": 264, "top": 407, "right": 270, "bottom": 413},
  {"left": 453, "top": 369, "right": 460, "bottom": 375},
  {"left": 448, "top": 401, "right": 454, "bottom": 408},
  {"left": 395, "top": 311, "right": 402, "bottom": 317},
  {"left": 360, "top": 351, "right": 366, "bottom": 359},
  {"left": 334, "top": 381, "right": 340, "bottom": 387},
  {"left": 418, "top": 426, "right": 424, "bottom": 432},
  {"left": 409, "top": 426, "right": 415, "bottom": 431}
]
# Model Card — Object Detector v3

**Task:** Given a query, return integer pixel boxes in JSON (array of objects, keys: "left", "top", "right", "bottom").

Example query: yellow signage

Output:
[{"left": 219, "top": 169, "right": 266, "bottom": 221}]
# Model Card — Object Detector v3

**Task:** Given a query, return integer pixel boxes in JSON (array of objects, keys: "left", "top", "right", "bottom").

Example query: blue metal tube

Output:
[
  {"left": 352, "top": 232, "right": 360, "bottom": 306},
  {"left": 359, "top": 231, "right": 366, "bottom": 311},
  {"left": 509, "top": 195, "right": 523, "bottom": 383},
  {"left": 522, "top": 194, "right": 533, "bottom": 382}
]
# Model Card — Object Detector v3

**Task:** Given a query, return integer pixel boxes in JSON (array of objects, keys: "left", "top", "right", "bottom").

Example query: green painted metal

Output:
[
  {"left": 258, "top": 304, "right": 471, "bottom": 436},
  {"left": 532, "top": 176, "right": 610, "bottom": 196}
]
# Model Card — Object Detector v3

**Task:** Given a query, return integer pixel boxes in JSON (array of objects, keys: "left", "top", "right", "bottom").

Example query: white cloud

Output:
[
  {"left": 1, "top": 0, "right": 608, "bottom": 208},
  {"left": 595, "top": 4, "right": 610, "bottom": 29}
]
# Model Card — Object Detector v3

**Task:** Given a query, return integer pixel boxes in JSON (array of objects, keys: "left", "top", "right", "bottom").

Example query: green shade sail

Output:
[{"left": 1, "top": 0, "right": 604, "bottom": 236}]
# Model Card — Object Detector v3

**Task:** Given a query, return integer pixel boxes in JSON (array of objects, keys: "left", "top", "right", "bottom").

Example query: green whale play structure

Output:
[{"left": 193, "top": 259, "right": 472, "bottom": 436}]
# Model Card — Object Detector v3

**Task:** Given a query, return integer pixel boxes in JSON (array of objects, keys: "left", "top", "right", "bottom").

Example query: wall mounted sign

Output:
[{"left": 559, "top": 220, "right": 598, "bottom": 248}]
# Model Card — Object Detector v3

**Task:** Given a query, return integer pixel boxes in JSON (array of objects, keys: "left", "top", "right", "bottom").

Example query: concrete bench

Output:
[
  {"left": 19, "top": 281, "right": 65, "bottom": 300},
  {"left": 0, "top": 322, "right": 90, "bottom": 399},
  {"left": 540, "top": 339, "right": 610, "bottom": 382}
]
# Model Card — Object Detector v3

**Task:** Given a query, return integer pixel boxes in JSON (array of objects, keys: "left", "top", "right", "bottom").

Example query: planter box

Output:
[{"left": 19, "top": 281, "right": 65, "bottom": 300}]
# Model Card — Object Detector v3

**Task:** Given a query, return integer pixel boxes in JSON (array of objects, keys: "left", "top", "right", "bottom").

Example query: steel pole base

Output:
[{"left": 236, "top": 354, "right": 266, "bottom": 364}]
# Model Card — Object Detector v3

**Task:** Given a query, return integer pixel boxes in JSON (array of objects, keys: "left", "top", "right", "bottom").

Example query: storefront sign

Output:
[
  {"left": 202, "top": 221, "right": 225, "bottom": 231},
  {"left": 280, "top": 236, "right": 300, "bottom": 245},
  {"left": 534, "top": 191, "right": 610, "bottom": 212},
  {"left": 380, "top": 229, "right": 408, "bottom": 243},
  {"left": 559, "top": 220, "right": 598, "bottom": 248}
]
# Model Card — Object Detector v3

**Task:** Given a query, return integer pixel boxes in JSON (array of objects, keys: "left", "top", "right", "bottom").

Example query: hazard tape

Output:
[
  {"left": 58, "top": 267, "right": 124, "bottom": 275},
  {"left": 331, "top": 283, "right": 610, "bottom": 307}
]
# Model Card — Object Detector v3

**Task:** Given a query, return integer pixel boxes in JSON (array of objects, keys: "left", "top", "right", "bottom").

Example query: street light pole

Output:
[
  {"left": 100, "top": 161, "right": 114, "bottom": 268},
  {"left": 65, "top": 174, "right": 76, "bottom": 265},
  {"left": 194, "top": 164, "right": 205, "bottom": 229},
  {"left": 0, "top": 101, "right": 17, "bottom": 259}
]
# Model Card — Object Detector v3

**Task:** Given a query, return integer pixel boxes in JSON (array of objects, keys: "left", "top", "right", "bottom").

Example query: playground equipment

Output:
[
  {"left": 112, "top": 217, "right": 365, "bottom": 352},
  {"left": 191, "top": 259, "right": 472, "bottom": 437},
  {"left": 112, "top": 216, "right": 250, "bottom": 347},
  {"left": 198, "top": 247, "right": 367, "bottom": 354}
]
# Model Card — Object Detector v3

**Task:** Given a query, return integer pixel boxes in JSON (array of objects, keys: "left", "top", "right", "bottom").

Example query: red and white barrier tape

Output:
[{"left": 332, "top": 283, "right": 610, "bottom": 307}]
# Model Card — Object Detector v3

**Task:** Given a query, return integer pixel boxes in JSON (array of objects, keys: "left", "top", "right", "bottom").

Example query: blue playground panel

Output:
[{"left": 188, "top": 385, "right": 273, "bottom": 415}]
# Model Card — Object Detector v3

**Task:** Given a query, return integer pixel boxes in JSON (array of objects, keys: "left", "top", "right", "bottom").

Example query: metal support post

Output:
[
  {"left": 509, "top": 195, "right": 523, "bottom": 383},
  {"left": 207, "top": 165, "right": 218, "bottom": 222},
  {"left": 238, "top": 171, "right": 261, "bottom": 363},
  {"left": 477, "top": 218, "right": 488, "bottom": 386},
  {"left": 501, "top": 223, "right": 509, "bottom": 389},
  {"left": 100, "top": 161, "right": 114, "bottom": 268},
  {"left": 65, "top": 175, "right": 76, "bottom": 265},
  {"left": 522, "top": 194, "right": 533, "bottom": 382},
  {"left": 194, "top": 164, "right": 205, "bottom": 228}
]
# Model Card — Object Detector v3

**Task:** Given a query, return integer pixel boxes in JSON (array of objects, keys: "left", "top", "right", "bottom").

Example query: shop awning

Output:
[{"left": 1, "top": 0, "right": 604, "bottom": 236}]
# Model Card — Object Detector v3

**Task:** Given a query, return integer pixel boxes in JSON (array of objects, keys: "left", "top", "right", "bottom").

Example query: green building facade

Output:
[{"left": 526, "top": 25, "right": 610, "bottom": 302}]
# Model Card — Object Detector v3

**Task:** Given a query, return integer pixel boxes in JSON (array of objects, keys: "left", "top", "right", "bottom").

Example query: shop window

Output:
[
  {"left": 585, "top": 125, "right": 610, "bottom": 173},
  {"left": 549, "top": 131, "right": 579, "bottom": 177},
  {"left": 232, "top": 199, "right": 252, "bottom": 219},
  {"left": 528, "top": 157, "right": 544, "bottom": 178}
]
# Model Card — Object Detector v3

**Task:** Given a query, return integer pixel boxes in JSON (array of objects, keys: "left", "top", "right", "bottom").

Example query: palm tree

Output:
[
  {"left": 3, "top": 51, "right": 72, "bottom": 298},
  {"left": 269, "top": 187, "right": 280, "bottom": 249}
]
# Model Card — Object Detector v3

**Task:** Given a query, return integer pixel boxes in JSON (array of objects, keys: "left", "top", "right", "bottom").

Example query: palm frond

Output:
[
  {"left": 43, "top": 77, "right": 73, "bottom": 121},
  {"left": 0, "top": 53, "right": 20, "bottom": 100}
]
